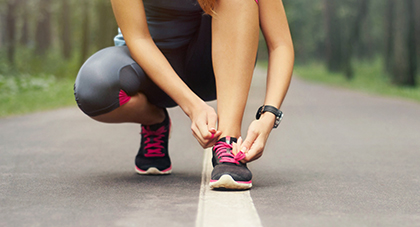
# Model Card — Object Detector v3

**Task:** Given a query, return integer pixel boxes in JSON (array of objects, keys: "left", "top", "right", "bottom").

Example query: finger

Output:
[
  {"left": 210, "top": 129, "right": 220, "bottom": 140},
  {"left": 195, "top": 116, "right": 212, "bottom": 140},
  {"left": 213, "top": 130, "right": 222, "bottom": 140},
  {"left": 205, "top": 130, "right": 222, "bottom": 148},
  {"left": 192, "top": 131, "right": 206, "bottom": 148},
  {"left": 231, "top": 142, "right": 238, "bottom": 155},
  {"left": 243, "top": 141, "right": 264, "bottom": 163},
  {"left": 196, "top": 118, "right": 212, "bottom": 141},
  {"left": 208, "top": 130, "right": 222, "bottom": 144},
  {"left": 232, "top": 137, "right": 242, "bottom": 155},
  {"left": 237, "top": 137, "right": 243, "bottom": 148},
  {"left": 207, "top": 112, "right": 218, "bottom": 134},
  {"left": 240, "top": 130, "right": 258, "bottom": 153},
  {"left": 192, "top": 122, "right": 220, "bottom": 148},
  {"left": 191, "top": 124, "right": 206, "bottom": 148},
  {"left": 247, "top": 152, "right": 263, "bottom": 162}
]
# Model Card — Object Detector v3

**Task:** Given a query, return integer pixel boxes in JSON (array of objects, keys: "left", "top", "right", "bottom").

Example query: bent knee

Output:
[
  {"left": 74, "top": 47, "right": 141, "bottom": 116},
  {"left": 74, "top": 68, "right": 121, "bottom": 117}
]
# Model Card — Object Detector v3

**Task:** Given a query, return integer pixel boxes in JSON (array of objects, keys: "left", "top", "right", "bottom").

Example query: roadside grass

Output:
[
  {"left": 1, "top": 57, "right": 418, "bottom": 118},
  {"left": 0, "top": 47, "right": 81, "bottom": 118},
  {"left": 291, "top": 59, "right": 420, "bottom": 103},
  {"left": 0, "top": 74, "right": 76, "bottom": 118}
]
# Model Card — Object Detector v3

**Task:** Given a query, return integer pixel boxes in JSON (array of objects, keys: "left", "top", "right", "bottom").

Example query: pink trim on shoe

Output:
[
  {"left": 209, "top": 175, "right": 253, "bottom": 190},
  {"left": 160, "top": 166, "right": 172, "bottom": 173},
  {"left": 119, "top": 90, "right": 131, "bottom": 106},
  {"left": 210, "top": 179, "right": 252, "bottom": 184}
]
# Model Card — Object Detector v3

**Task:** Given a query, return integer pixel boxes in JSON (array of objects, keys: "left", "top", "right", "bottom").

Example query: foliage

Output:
[
  {"left": 0, "top": 46, "right": 80, "bottom": 79},
  {"left": 285, "top": 0, "right": 418, "bottom": 85},
  {"left": 0, "top": 0, "right": 418, "bottom": 118},
  {"left": 0, "top": 74, "right": 75, "bottom": 117},
  {"left": 294, "top": 59, "right": 420, "bottom": 102}
]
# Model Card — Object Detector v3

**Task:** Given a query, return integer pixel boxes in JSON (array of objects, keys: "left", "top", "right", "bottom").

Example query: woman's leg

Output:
[
  {"left": 209, "top": 1, "right": 259, "bottom": 189},
  {"left": 91, "top": 93, "right": 165, "bottom": 125},
  {"left": 212, "top": 0, "right": 259, "bottom": 138},
  {"left": 74, "top": 46, "right": 173, "bottom": 174},
  {"left": 74, "top": 46, "right": 167, "bottom": 124}
]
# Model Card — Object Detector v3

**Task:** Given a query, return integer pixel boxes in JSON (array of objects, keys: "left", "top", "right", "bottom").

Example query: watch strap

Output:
[{"left": 256, "top": 105, "right": 283, "bottom": 128}]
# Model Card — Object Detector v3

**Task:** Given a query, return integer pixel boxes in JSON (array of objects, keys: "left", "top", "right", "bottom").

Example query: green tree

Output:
[
  {"left": 323, "top": 0, "right": 343, "bottom": 72},
  {"left": 342, "top": 0, "right": 370, "bottom": 79},
  {"left": 60, "top": 0, "right": 72, "bottom": 59},
  {"left": 80, "top": 0, "right": 90, "bottom": 66},
  {"left": 5, "top": 0, "right": 19, "bottom": 64},
  {"left": 391, "top": 0, "right": 417, "bottom": 86},
  {"left": 20, "top": 0, "right": 29, "bottom": 46},
  {"left": 94, "top": 0, "right": 118, "bottom": 50},
  {"left": 35, "top": 0, "right": 52, "bottom": 55}
]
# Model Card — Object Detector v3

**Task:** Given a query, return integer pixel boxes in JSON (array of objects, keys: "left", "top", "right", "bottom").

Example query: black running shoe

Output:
[
  {"left": 135, "top": 109, "right": 171, "bottom": 175},
  {"left": 210, "top": 136, "right": 252, "bottom": 190}
]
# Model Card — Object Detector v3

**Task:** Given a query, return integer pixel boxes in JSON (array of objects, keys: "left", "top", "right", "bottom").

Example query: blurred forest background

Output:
[
  {"left": 0, "top": 0, "right": 419, "bottom": 116},
  {"left": 0, "top": 0, "right": 116, "bottom": 78}
]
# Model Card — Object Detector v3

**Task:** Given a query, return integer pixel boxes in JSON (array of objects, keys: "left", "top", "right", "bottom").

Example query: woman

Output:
[{"left": 74, "top": 0, "right": 294, "bottom": 190}]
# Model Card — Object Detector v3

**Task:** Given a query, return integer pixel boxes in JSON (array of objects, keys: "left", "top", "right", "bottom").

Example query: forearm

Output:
[
  {"left": 240, "top": 45, "right": 294, "bottom": 162},
  {"left": 264, "top": 45, "right": 294, "bottom": 109},
  {"left": 111, "top": 0, "right": 203, "bottom": 116},
  {"left": 127, "top": 38, "right": 203, "bottom": 116},
  {"left": 258, "top": 0, "right": 294, "bottom": 110}
]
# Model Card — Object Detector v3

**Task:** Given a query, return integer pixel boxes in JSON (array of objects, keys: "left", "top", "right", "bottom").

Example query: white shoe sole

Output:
[
  {"left": 209, "top": 174, "right": 252, "bottom": 190},
  {"left": 135, "top": 166, "right": 172, "bottom": 175}
]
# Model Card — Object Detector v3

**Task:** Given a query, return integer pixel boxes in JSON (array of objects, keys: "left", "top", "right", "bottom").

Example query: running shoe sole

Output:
[
  {"left": 135, "top": 166, "right": 172, "bottom": 175},
  {"left": 209, "top": 174, "right": 252, "bottom": 190}
]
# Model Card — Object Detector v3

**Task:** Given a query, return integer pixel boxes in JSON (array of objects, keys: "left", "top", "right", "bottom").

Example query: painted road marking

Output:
[{"left": 195, "top": 148, "right": 263, "bottom": 227}]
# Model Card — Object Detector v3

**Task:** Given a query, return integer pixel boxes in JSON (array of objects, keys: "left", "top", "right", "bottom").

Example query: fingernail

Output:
[
  {"left": 240, "top": 147, "right": 247, "bottom": 152},
  {"left": 210, "top": 133, "right": 215, "bottom": 139}
]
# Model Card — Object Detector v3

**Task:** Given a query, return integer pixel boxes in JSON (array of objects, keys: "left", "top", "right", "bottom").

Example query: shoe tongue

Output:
[{"left": 218, "top": 136, "right": 238, "bottom": 145}]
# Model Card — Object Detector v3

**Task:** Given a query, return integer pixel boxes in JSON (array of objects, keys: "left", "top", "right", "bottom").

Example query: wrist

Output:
[
  {"left": 181, "top": 97, "right": 206, "bottom": 118},
  {"left": 258, "top": 112, "right": 276, "bottom": 128},
  {"left": 256, "top": 105, "right": 283, "bottom": 128}
]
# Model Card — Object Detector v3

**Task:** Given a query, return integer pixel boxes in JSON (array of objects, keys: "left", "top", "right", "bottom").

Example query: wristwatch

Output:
[{"left": 256, "top": 105, "right": 284, "bottom": 128}]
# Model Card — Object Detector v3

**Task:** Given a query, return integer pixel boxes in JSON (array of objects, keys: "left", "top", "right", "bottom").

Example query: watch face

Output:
[
  {"left": 272, "top": 116, "right": 279, "bottom": 128},
  {"left": 274, "top": 112, "right": 283, "bottom": 128}
]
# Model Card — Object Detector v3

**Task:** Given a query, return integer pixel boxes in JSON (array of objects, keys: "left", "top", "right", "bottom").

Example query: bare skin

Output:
[
  {"left": 240, "top": 0, "right": 294, "bottom": 162},
  {"left": 96, "top": 0, "right": 294, "bottom": 163},
  {"left": 212, "top": 0, "right": 259, "bottom": 139},
  {"left": 92, "top": 93, "right": 165, "bottom": 124}
]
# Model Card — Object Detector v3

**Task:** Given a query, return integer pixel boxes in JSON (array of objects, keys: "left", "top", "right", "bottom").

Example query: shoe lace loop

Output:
[
  {"left": 214, "top": 141, "right": 245, "bottom": 164},
  {"left": 141, "top": 125, "right": 167, "bottom": 157}
]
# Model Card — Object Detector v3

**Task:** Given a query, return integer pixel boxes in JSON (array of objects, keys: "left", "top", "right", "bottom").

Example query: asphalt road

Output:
[{"left": 1, "top": 67, "right": 420, "bottom": 226}]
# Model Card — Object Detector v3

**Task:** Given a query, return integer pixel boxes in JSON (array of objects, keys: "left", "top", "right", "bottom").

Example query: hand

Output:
[
  {"left": 239, "top": 113, "right": 275, "bottom": 162},
  {"left": 189, "top": 102, "right": 222, "bottom": 148}
]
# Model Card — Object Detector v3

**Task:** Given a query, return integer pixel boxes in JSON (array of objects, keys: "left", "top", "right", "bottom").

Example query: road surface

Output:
[{"left": 1, "top": 67, "right": 420, "bottom": 226}]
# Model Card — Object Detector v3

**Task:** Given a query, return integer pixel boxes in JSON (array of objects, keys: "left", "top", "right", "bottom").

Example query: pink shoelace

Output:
[
  {"left": 213, "top": 137, "right": 246, "bottom": 165},
  {"left": 141, "top": 125, "right": 167, "bottom": 157}
]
